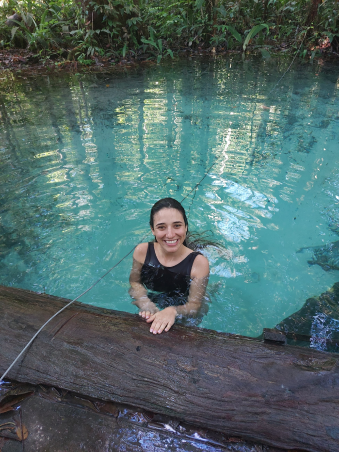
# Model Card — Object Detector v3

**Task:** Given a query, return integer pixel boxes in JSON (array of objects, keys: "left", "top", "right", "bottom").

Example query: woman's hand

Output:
[
  {"left": 139, "top": 302, "right": 159, "bottom": 320},
  {"left": 146, "top": 306, "right": 177, "bottom": 334}
]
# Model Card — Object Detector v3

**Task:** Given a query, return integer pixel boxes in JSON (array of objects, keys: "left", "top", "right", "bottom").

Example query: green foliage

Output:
[
  {"left": 259, "top": 47, "right": 271, "bottom": 58},
  {"left": 0, "top": 0, "right": 338, "bottom": 61},
  {"left": 243, "top": 24, "right": 269, "bottom": 51},
  {"left": 141, "top": 27, "right": 173, "bottom": 62}
]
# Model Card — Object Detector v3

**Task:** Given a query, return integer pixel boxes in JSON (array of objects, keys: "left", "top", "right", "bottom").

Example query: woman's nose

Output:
[{"left": 166, "top": 227, "right": 175, "bottom": 238}]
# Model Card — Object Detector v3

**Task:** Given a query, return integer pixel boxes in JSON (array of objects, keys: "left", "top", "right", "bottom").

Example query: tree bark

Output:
[
  {"left": 305, "top": 0, "right": 321, "bottom": 27},
  {"left": 1, "top": 285, "right": 339, "bottom": 452}
]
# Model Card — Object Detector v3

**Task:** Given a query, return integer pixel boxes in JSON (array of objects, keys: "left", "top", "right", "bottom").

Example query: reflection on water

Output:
[{"left": 0, "top": 57, "right": 339, "bottom": 345}]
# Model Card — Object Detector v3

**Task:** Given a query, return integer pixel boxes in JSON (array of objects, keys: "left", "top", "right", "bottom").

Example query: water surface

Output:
[{"left": 1, "top": 56, "right": 339, "bottom": 343}]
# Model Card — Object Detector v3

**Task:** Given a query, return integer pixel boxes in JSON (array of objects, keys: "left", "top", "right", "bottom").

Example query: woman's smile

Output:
[{"left": 164, "top": 238, "right": 179, "bottom": 247}]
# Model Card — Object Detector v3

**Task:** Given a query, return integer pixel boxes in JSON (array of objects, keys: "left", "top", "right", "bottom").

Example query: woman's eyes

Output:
[{"left": 157, "top": 224, "right": 182, "bottom": 230}]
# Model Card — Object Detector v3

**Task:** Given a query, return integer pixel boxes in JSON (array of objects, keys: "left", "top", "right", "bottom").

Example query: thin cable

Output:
[
  {"left": 0, "top": 231, "right": 149, "bottom": 383},
  {"left": 186, "top": 187, "right": 198, "bottom": 219},
  {"left": 1, "top": 50, "right": 303, "bottom": 383},
  {"left": 267, "top": 30, "right": 308, "bottom": 97},
  {"left": 2, "top": 160, "right": 220, "bottom": 383},
  {"left": 184, "top": 35, "right": 306, "bottom": 212},
  {"left": 180, "top": 156, "right": 221, "bottom": 204},
  {"left": 181, "top": 128, "right": 232, "bottom": 208}
]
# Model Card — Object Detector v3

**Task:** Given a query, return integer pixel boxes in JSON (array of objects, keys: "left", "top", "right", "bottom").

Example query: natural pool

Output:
[{"left": 0, "top": 56, "right": 339, "bottom": 344}]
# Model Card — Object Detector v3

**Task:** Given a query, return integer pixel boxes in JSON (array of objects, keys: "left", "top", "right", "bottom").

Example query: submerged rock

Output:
[
  {"left": 275, "top": 282, "right": 339, "bottom": 352},
  {"left": 299, "top": 240, "right": 339, "bottom": 271}
]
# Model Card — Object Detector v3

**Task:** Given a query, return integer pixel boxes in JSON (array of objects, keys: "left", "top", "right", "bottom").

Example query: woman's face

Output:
[{"left": 151, "top": 208, "right": 187, "bottom": 253}]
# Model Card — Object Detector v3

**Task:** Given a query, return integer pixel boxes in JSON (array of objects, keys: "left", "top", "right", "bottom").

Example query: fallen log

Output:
[
  {"left": 0, "top": 285, "right": 338, "bottom": 452},
  {"left": 0, "top": 380, "right": 282, "bottom": 451}
]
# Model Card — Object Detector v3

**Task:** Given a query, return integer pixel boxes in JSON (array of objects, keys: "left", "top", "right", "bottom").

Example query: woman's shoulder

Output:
[
  {"left": 191, "top": 253, "right": 209, "bottom": 278},
  {"left": 133, "top": 242, "right": 149, "bottom": 264}
]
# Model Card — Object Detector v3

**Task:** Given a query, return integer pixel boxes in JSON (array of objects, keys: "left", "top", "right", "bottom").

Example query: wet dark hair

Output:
[{"left": 150, "top": 198, "right": 188, "bottom": 245}]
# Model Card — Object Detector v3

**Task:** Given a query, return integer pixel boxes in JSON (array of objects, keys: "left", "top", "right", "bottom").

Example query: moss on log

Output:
[{"left": 0, "top": 285, "right": 339, "bottom": 451}]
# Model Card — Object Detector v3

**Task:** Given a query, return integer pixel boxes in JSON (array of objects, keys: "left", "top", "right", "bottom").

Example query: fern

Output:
[{"left": 243, "top": 24, "right": 269, "bottom": 51}]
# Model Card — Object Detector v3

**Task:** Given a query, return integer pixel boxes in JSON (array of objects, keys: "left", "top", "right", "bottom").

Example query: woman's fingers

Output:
[
  {"left": 155, "top": 320, "right": 167, "bottom": 334},
  {"left": 139, "top": 310, "right": 152, "bottom": 319},
  {"left": 145, "top": 314, "right": 156, "bottom": 323},
  {"left": 149, "top": 319, "right": 159, "bottom": 333},
  {"left": 150, "top": 319, "right": 167, "bottom": 334},
  {"left": 156, "top": 323, "right": 166, "bottom": 334},
  {"left": 147, "top": 307, "right": 177, "bottom": 334},
  {"left": 164, "top": 320, "right": 175, "bottom": 332}
]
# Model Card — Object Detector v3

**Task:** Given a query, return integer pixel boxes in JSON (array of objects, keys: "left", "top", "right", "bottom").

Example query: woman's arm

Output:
[
  {"left": 176, "top": 254, "right": 209, "bottom": 317},
  {"left": 146, "top": 254, "right": 209, "bottom": 334},
  {"left": 129, "top": 244, "right": 159, "bottom": 316}
]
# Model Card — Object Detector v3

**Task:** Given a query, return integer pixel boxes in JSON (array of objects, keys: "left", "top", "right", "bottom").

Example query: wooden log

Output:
[{"left": 0, "top": 285, "right": 339, "bottom": 452}]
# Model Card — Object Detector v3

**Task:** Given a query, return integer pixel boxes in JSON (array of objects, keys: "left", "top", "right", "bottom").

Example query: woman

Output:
[{"left": 129, "top": 198, "right": 210, "bottom": 334}]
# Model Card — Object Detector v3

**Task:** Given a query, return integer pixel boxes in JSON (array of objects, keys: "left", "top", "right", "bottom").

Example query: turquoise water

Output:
[{"left": 1, "top": 57, "right": 339, "bottom": 339}]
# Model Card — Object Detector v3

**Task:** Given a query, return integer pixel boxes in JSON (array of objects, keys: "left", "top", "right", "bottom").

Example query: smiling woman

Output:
[{"left": 129, "top": 198, "right": 210, "bottom": 334}]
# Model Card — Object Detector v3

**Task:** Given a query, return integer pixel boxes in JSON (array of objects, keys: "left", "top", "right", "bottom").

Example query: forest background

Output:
[{"left": 0, "top": 0, "right": 338, "bottom": 67}]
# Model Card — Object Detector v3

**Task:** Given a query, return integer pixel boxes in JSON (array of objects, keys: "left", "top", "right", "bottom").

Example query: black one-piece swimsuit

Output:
[{"left": 140, "top": 242, "right": 201, "bottom": 309}]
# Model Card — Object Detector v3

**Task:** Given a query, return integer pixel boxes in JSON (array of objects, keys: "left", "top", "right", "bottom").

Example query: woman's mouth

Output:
[{"left": 164, "top": 239, "right": 178, "bottom": 245}]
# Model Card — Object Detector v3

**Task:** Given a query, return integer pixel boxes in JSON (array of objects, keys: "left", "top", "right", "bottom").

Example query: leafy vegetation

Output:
[{"left": 0, "top": 0, "right": 338, "bottom": 64}]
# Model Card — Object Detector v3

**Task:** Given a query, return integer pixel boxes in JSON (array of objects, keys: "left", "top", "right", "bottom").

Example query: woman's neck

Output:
[{"left": 154, "top": 242, "right": 191, "bottom": 267}]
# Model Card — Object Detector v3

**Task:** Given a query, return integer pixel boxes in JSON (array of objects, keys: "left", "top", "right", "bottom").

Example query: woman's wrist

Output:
[
  {"left": 138, "top": 298, "right": 159, "bottom": 313},
  {"left": 169, "top": 306, "right": 182, "bottom": 319}
]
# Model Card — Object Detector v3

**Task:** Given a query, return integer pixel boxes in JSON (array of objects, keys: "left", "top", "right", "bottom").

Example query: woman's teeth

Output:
[{"left": 165, "top": 240, "right": 177, "bottom": 244}]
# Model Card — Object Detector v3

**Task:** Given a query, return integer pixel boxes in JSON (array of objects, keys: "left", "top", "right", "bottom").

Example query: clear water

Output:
[{"left": 1, "top": 56, "right": 339, "bottom": 340}]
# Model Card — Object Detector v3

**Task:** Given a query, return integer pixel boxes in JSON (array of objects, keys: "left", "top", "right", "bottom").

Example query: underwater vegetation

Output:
[
  {"left": 299, "top": 240, "right": 339, "bottom": 272},
  {"left": 276, "top": 282, "right": 339, "bottom": 352}
]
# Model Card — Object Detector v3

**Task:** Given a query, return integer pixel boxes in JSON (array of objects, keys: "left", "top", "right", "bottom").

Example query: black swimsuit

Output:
[{"left": 140, "top": 242, "right": 201, "bottom": 308}]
